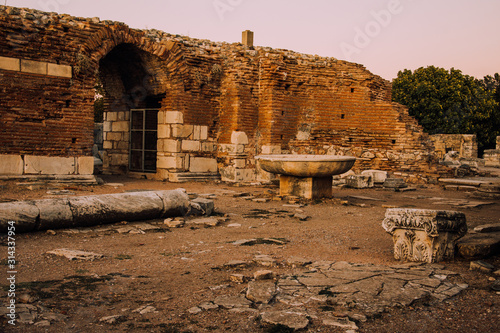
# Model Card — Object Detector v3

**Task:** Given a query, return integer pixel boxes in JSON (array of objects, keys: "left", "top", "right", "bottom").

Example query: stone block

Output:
[
  {"left": 103, "top": 121, "right": 112, "bottom": 132},
  {"left": 21, "top": 59, "right": 47, "bottom": 75},
  {"left": 383, "top": 208, "right": 467, "bottom": 263},
  {"left": 261, "top": 145, "right": 281, "bottom": 155},
  {"left": 106, "top": 132, "right": 122, "bottom": 141},
  {"left": 193, "top": 126, "right": 201, "bottom": 140},
  {"left": 456, "top": 232, "right": 500, "bottom": 258},
  {"left": 155, "top": 168, "right": 170, "bottom": 181},
  {"left": 103, "top": 141, "right": 113, "bottom": 150},
  {"left": 172, "top": 124, "right": 193, "bottom": 138},
  {"left": 157, "top": 156, "right": 185, "bottom": 170},
  {"left": 231, "top": 131, "right": 249, "bottom": 145},
  {"left": 361, "top": 170, "right": 388, "bottom": 184},
  {"left": 200, "top": 126, "right": 208, "bottom": 140},
  {"left": 189, "top": 157, "right": 218, "bottom": 173},
  {"left": 24, "top": 155, "right": 76, "bottom": 175},
  {"left": 384, "top": 178, "right": 407, "bottom": 189},
  {"left": 191, "top": 197, "right": 215, "bottom": 216},
  {"left": 77, "top": 156, "right": 94, "bottom": 175},
  {"left": 0, "top": 56, "right": 20, "bottom": 71},
  {"left": 234, "top": 158, "right": 246, "bottom": 169},
  {"left": 165, "top": 111, "right": 184, "bottom": 124},
  {"left": 47, "top": 63, "right": 72, "bottom": 78},
  {"left": 202, "top": 142, "right": 217, "bottom": 152},
  {"left": 106, "top": 112, "right": 118, "bottom": 122},
  {"left": 109, "top": 153, "right": 128, "bottom": 166},
  {"left": 159, "top": 139, "right": 181, "bottom": 153},
  {"left": 182, "top": 140, "right": 201, "bottom": 152},
  {"left": 346, "top": 175, "right": 374, "bottom": 189},
  {"left": 220, "top": 167, "right": 255, "bottom": 182},
  {"left": 158, "top": 124, "right": 171, "bottom": 139},
  {"left": 280, "top": 175, "right": 332, "bottom": 199},
  {"left": 0, "top": 155, "right": 23, "bottom": 175},
  {"left": 111, "top": 121, "right": 129, "bottom": 132},
  {"left": 483, "top": 149, "right": 500, "bottom": 167}
]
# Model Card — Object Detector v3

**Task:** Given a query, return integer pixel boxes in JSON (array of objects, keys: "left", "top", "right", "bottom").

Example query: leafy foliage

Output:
[{"left": 392, "top": 66, "right": 499, "bottom": 154}]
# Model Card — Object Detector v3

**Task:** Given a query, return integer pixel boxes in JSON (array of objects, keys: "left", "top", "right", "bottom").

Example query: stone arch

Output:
[{"left": 79, "top": 25, "right": 189, "bottom": 175}]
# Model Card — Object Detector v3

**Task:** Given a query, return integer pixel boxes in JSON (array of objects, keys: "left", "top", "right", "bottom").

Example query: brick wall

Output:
[{"left": 0, "top": 6, "right": 451, "bottom": 181}]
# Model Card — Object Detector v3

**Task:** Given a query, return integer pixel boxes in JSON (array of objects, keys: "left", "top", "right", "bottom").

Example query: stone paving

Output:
[{"left": 196, "top": 258, "right": 469, "bottom": 330}]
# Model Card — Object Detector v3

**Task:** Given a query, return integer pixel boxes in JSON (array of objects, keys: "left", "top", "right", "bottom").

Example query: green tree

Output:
[{"left": 392, "top": 66, "right": 499, "bottom": 155}]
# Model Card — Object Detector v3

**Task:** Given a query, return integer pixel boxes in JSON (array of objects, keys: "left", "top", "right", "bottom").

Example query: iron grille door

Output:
[{"left": 130, "top": 109, "right": 158, "bottom": 172}]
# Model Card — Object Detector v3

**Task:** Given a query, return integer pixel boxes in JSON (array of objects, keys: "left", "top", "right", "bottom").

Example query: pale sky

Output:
[{"left": 7, "top": 0, "right": 500, "bottom": 81}]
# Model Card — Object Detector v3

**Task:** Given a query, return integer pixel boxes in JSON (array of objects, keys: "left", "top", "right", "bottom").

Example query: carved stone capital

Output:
[{"left": 382, "top": 208, "right": 468, "bottom": 263}]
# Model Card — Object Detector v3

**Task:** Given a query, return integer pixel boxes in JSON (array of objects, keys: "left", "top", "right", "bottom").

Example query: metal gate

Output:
[{"left": 129, "top": 109, "right": 158, "bottom": 172}]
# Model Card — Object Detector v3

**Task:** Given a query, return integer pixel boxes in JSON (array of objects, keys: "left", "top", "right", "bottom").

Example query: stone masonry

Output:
[{"left": 0, "top": 6, "right": 451, "bottom": 182}]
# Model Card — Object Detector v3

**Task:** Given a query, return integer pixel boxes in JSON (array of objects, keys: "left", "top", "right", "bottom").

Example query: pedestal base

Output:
[{"left": 279, "top": 175, "right": 332, "bottom": 199}]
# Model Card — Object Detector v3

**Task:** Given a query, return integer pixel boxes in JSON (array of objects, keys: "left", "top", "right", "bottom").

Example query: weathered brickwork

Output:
[{"left": 0, "top": 6, "right": 450, "bottom": 181}]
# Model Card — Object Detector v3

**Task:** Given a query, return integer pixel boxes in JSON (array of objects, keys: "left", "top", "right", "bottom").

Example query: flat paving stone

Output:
[{"left": 209, "top": 259, "right": 469, "bottom": 329}]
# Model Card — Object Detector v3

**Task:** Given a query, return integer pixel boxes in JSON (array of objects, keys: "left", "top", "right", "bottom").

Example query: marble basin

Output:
[{"left": 255, "top": 154, "right": 356, "bottom": 178}]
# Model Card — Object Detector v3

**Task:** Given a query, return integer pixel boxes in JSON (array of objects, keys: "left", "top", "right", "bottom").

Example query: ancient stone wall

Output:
[
  {"left": 0, "top": 6, "right": 451, "bottom": 181},
  {"left": 429, "top": 134, "right": 478, "bottom": 160}
]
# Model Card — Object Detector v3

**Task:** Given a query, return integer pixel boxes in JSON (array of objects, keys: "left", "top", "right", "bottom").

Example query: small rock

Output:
[
  {"left": 286, "top": 257, "right": 312, "bottom": 268},
  {"left": 494, "top": 269, "right": 500, "bottom": 276},
  {"left": 46, "top": 249, "right": 104, "bottom": 261},
  {"left": 470, "top": 260, "right": 495, "bottom": 273},
  {"left": 254, "top": 270, "right": 275, "bottom": 280},
  {"left": 323, "top": 317, "right": 359, "bottom": 330},
  {"left": 18, "top": 293, "right": 37, "bottom": 304},
  {"left": 188, "top": 307, "right": 202, "bottom": 314},
  {"left": 260, "top": 311, "right": 309, "bottom": 330},
  {"left": 293, "top": 213, "right": 310, "bottom": 221},
  {"left": 42, "top": 312, "right": 68, "bottom": 322},
  {"left": 34, "top": 320, "right": 51, "bottom": 327},
  {"left": 132, "top": 305, "right": 157, "bottom": 315},
  {"left": 46, "top": 230, "right": 56, "bottom": 235},
  {"left": 227, "top": 223, "right": 242, "bottom": 228},
  {"left": 230, "top": 274, "right": 247, "bottom": 283},
  {"left": 192, "top": 217, "right": 220, "bottom": 227},
  {"left": 164, "top": 218, "right": 185, "bottom": 228},
  {"left": 116, "top": 226, "right": 136, "bottom": 234},
  {"left": 254, "top": 255, "right": 276, "bottom": 267},
  {"left": 99, "top": 315, "right": 124, "bottom": 324},
  {"left": 223, "top": 260, "right": 250, "bottom": 269},
  {"left": 209, "top": 284, "right": 231, "bottom": 291},
  {"left": 199, "top": 302, "right": 219, "bottom": 311},
  {"left": 349, "top": 313, "right": 368, "bottom": 323},
  {"left": 246, "top": 280, "right": 277, "bottom": 304}
]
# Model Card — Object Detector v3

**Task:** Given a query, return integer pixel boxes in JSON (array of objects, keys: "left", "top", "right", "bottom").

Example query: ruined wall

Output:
[
  {"left": 429, "top": 134, "right": 478, "bottom": 160},
  {"left": 483, "top": 136, "right": 500, "bottom": 168},
  {"left": 0, "top": 6, "right": 449, "bottom": 182}
]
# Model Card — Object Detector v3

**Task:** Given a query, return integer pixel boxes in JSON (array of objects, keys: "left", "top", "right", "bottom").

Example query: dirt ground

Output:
[{"left": 1, "top": 175, "right": 499, "bottom": 332}]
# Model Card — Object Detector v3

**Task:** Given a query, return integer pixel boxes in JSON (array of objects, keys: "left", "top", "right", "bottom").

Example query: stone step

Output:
[
  {"left": 438, "top": 178, "right": 492, "bottom": 187},
  {"left": 168, "top": 172, "right": 221, "bottom": 183}
]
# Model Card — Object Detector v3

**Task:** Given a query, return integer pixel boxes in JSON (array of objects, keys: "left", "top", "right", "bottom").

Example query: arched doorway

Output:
[{"left": 98, "top": 43, "right": 166, "bottom": 174}]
